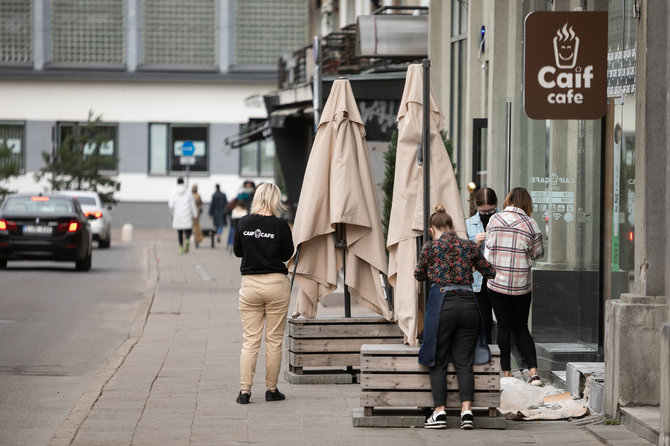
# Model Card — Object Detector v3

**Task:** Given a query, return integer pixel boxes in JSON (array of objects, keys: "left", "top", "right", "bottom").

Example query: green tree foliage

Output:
[
  {"left": 381, "top": 130, "right": 397, "bottom": 242},
  {"left": 35, "top": 111, "right": 120, "bottom": 204},
  {"left": 0, "top": 139, "right": 21, "bottom": 199},
  {"left": 381, "top": 129, "right": 456, "bottom": 244}
]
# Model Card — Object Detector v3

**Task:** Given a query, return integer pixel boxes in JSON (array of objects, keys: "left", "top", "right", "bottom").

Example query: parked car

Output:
[
  {"left": 0, "top": 193, "right": 93, "bottom": 270},
  {"left": 57, "top": 190, "right": 112, "bottom": 248}
]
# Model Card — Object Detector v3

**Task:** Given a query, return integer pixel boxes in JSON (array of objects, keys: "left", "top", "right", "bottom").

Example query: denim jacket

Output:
[
  {"left": 418, "top": 284, "right": 490, "bottom": 367},
  {"left": 465, "top": 212, "right": 485, "bottom": 292},
  {"left": 466, "top": 209, "right": 500, "bottom": 292}
]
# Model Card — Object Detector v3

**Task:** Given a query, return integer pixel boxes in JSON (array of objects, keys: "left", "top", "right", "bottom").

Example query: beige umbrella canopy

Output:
[
  {"left": 288, "top": 78, "right": 392, "bottom": 321},
  {"left": 387, "top": 64, "right": 466, "bottom": 346}
]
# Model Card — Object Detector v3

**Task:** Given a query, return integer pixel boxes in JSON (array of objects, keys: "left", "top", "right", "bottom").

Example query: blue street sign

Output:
[{"left": 181, "top": 140, "right": 195, "bottom": 156}]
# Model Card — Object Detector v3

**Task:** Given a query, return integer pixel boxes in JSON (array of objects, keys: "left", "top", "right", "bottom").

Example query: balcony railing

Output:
[{"left": 278, "top": 7, "right": 428, "bottom": 89}]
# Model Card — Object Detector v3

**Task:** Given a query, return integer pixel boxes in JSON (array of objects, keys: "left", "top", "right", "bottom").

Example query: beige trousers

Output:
[{"left": 238, "top": 273, "right": 290, "bottom": 392}]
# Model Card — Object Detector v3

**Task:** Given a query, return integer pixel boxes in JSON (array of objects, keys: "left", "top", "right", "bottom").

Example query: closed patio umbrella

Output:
[
  {"left": 289, "top": 78, "right": 392, "bottom": 321},
  {"left": 387, "top": 63, "right": 466, "bottom": 346}
]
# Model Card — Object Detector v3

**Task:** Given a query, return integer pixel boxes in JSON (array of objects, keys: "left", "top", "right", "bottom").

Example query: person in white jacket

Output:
[{"left": 168, "top": 177, "right": 197, "bottom": 254}]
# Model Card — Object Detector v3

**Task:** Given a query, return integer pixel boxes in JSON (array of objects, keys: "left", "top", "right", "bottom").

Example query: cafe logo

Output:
[
  {"left": 243, "top": 229, "right": 275, "bottom": 239},
  {"left": 553, "top": 24, "right": 579, "bottom": 69},
  {"left": 524, "top": 12, "right": 607, "bottom": 120},
  {"left": 537, "top": 23, "right": 592, "bottom": 105}
]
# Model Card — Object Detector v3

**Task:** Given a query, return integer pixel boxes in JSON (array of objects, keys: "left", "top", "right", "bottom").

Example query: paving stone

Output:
[{"left": 53, "top": 235, "right": 654, "bottom": 446}]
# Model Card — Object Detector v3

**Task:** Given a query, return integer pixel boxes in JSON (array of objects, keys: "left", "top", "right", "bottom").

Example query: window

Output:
[
  {"left": 234, "top": 0, "right": 308, "bottom": 66},
  {"left": 57, "top": 122, "right": 118, "bottom": 173},
  {"left": 240, "top": 138, "right": 275, "bottom": 177},
  {"left": 51, "top": 0, "right": 124, "bottom": 65},
  {"left": 449, "top": 0, "right": 468, "bottom": 183},
  {"left": 143, "top": 0, "right": 217, "bottom": 68},
  {"left": 0, "top": 0, "right": 32, "bottom": 64},
  {"left": 0, "top": 123, "right": 24, "bottom": 172},
  {"left": 149, "top": 123, "right": 208, "bottom": 174}
]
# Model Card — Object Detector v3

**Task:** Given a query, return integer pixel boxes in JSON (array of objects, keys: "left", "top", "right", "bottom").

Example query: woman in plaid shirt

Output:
[{"left": 485, "top": 187, "right": 545, "bottom": 386}]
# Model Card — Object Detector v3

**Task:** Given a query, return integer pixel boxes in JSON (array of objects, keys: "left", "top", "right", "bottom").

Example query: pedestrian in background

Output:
[
  {"left": 228, "top": 198, "right": 248, "bottom": 252},
  {"left": 238, "top": 180, "right": 255, "bottom": 211},
  {"left": 415, "top": 205, "right": 496, "bottom": 430},
  {"left": 465, "top": 187, "right": 499, "bottom": 344},
  {"left": 208, "top": 184, "right": 228, "bottom": 243},
  {"left": 191, "top": 184, "right": 204, "bottom": 247},
  {"left": 485, "top": 187, "right": 545, "bottom": 386},
  {"left": 168, "top": 177, "right": 197, "bottom": 254},
  {"left": 233, "top": 183, "right": 294, "bottom": 404}
]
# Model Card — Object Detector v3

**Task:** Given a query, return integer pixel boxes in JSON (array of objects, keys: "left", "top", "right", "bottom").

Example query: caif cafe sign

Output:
[{"left": 524, "top": 11, "right": 608, "bottom": 119}]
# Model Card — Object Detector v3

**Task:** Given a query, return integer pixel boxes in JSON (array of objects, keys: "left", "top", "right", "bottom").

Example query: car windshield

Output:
[
  {"left": 4, "top": 196, "right": 74, "bottom": 214},
  {"left": 74, "top": 197, "right": 97, "bottom": 205}
]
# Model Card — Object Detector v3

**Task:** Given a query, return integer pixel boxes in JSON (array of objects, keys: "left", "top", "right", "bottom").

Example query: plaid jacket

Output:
[{"left": 485, "top": 206, "right": 544, "bottom": 295}]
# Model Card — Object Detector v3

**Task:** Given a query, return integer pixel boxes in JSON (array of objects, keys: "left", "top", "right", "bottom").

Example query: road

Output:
[{"left": 0, "top": 235, "right": 149, "bottom": 446}]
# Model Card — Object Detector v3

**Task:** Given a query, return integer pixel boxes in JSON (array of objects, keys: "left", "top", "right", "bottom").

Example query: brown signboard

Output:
[{"left": 524, "top": 11, "right": 608, "bottom": 120}]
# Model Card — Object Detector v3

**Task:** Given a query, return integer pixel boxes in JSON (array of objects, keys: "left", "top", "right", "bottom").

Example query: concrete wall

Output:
[
  {"left": 24, "top": 120, "right": 53, "bottom": 172},
  {"left": 118, "top": 123, "right": 148, "bottom": 173},
  {"left": 634, "top": 0, "right": 668, "bottom": 299},
  {"left": 603, "top": 0, "right": 670, "bottom": 421},
  {"left": 660, "top": 324, "right": 670, "bottom": 445},
  {"left": 604, "top": 294, "right": 668, "bottom": 416}
]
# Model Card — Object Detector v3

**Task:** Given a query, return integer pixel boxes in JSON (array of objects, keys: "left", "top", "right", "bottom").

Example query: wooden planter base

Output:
[
  {"left": 356, "top": 343, "right": 505, "bottom": 429},
  {"left": 284, "top": 316, "right": 404, "bottom": 384}
]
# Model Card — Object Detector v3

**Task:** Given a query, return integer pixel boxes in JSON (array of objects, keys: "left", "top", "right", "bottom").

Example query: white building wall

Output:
[
  {"left": 0, "top": 80, "right": 272, "bottom": 123},
  {"left": 1, "top": 79, "right": 274, "bottom": 202}
]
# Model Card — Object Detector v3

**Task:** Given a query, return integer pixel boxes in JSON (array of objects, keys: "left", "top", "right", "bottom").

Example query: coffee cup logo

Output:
[{"left": 553, "top": 23, "right": 579, "bottom": 69}]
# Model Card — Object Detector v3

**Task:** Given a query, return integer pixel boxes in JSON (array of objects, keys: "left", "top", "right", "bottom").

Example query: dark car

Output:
[{"left": 0, "top": 193, "right": 93, "bottom": 271}]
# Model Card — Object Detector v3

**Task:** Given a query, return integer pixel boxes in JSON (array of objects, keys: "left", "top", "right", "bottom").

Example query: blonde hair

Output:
[{"left": 250, "top": 183, "right": 286, "bottom": 217}]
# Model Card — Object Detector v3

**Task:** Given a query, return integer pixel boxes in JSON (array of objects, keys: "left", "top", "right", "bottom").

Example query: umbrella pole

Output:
[
  {"left": 334, "top": 224, "right": 351, "bottom": 318},
  {"left": 420, "top": 59, "right": 431, "bottom": 343}
]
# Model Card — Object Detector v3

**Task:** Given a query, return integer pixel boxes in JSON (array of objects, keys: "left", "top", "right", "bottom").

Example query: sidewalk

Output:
[{"left": 48, "top": 231, "right": 651, "bottom": 446}]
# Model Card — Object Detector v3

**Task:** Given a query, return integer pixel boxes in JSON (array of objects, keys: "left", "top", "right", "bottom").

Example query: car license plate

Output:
[{"left": 23, "top": 225, "right": 52, "bottom": 235}]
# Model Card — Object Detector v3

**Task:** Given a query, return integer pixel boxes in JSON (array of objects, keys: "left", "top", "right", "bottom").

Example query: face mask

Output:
[{"left": 480, "top": 213, "right": 492, "bottom": 229}]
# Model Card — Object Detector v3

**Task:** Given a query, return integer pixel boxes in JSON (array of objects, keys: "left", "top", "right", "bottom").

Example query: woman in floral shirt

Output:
[{"left": 414, "top": 205, "right": 495, "bottom": 430}]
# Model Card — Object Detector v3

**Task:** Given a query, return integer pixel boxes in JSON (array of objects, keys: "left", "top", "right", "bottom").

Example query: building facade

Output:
[
  {"left": 431, "top": 0, "right": 670, "bottom": 432},
  {"left": 0, "top": 0, "right": 308, "bottom": 227}
]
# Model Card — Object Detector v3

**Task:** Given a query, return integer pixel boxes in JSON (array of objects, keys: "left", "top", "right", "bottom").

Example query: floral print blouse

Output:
[{"left": 414, "top": 231, "right": 496, "bottom": 285}]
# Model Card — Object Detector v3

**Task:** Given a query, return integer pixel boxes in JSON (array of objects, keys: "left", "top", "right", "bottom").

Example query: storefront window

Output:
[
  {"left": 501, "top": 98, "right": 602, "bottom": 346},
  {"left": 449, "top": 0, "right": 468, "bottom": 182},
  {"left": 607, "top": 0, "right": 637, "bottom": 299},
  {"left": 0, "top": 123, "right": 24, "bottom": 172},
  {"left": 148, "top": 123, "right": 208, "bottom": 174},
  {"left": 240, "top": 138, "right": 275, "bottom": 178},
  {"left": 58, "top": 122, "right": 118, "bottom": 173}
]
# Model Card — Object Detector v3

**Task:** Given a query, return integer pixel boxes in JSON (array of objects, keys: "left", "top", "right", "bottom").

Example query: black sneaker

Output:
[
  {"left": 265, "top": 388, "right": 286, "bottom": 401},
  {"left": 236, "top": 391, "right": 250, "bottom": 404},
  {"left": 460, "top": 411, "right": 474, "bottom": 429},
  {"left": 425, "top": 410, "right": 447, "bottom": 429}
]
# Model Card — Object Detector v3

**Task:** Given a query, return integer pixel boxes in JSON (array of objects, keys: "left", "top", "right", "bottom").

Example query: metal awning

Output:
[
  {"left": 224, "top": 121, "right": 272, "bottom": 149},
  {"left": 269, "top": 105, "right": 313, "bottom": 128}
]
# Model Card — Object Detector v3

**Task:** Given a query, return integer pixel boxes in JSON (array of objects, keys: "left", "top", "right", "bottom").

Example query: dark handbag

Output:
[{"left": 472, "top": 293, "right": 492, "bottom": 365}]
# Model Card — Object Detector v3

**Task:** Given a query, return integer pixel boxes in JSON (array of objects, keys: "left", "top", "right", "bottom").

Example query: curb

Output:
[{"left": 48, "top": 242, "right": 159, "bottom": 446}]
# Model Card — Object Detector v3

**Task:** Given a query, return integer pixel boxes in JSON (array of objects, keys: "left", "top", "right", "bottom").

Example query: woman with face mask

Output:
[{"left": 465, "top": 188, "right": 498, "bottom": 344}]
